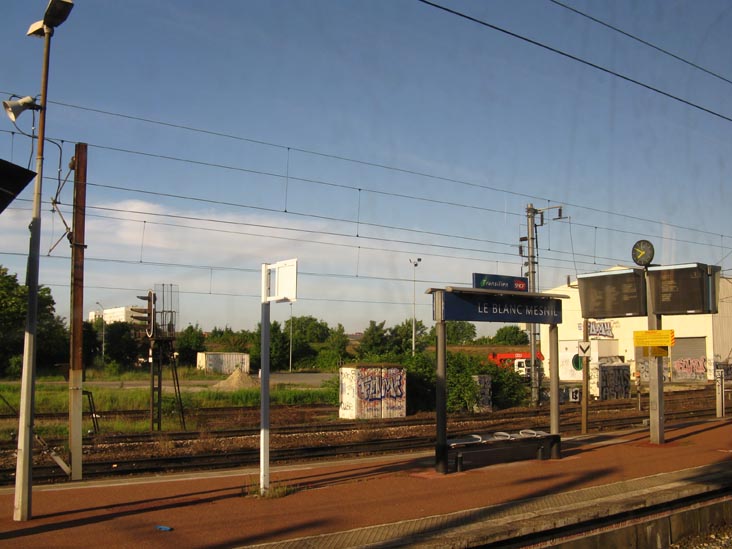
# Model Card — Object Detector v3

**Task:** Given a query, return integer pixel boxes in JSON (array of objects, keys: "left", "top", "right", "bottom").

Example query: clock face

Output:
[{"left": 632, "top": 240, "right": 654, "bottom": 266}]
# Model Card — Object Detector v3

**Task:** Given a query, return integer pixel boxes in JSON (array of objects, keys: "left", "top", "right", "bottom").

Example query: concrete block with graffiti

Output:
[
  {"left": 599, "top": 364, "right": 631, "bottom": 400},
  {"left": 339, "top": 365, "right": 406, "bottom": 419}
]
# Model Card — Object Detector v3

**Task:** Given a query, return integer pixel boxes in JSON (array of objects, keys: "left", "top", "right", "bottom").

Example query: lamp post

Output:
[
  {"left": 288, "top": 302, "right": 293, "bottom": 373},
  {"left": 96, "top": 302, "right": 105, "bottom": 368},
  {"left": 8, "top": 0, "right": 74, "bottom": 522},
  {"left": 409, "top": 258, "right": 421, "bottom": 356}
]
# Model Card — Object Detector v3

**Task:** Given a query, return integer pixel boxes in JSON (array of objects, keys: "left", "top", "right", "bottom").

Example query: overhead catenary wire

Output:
[
  {"left": 2, "top": 102, "right": 731, "bottom": 245},
  {"left": 415, "top": 0, "right": 732, "bottom": 125},
  {"left": 547, "top": 0, "right": 732, "bottom": 87}
]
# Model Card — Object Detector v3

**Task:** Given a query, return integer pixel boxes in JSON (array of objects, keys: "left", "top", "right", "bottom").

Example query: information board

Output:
[
  {"left": 647, "top": 264, "right": 720, "bottom": 315},
  {"left": 577, "top": 269, "right": 646, "bottom": 319}
]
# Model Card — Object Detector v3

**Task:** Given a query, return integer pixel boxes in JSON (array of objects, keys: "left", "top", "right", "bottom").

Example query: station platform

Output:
[{"left": 0, "top": 419, "right": 731, "bottom": 548}]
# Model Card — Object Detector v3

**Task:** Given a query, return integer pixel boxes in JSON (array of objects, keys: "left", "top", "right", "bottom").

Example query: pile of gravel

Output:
[{"left": 671, "top": 525, "right": 732, "bottom": 549}]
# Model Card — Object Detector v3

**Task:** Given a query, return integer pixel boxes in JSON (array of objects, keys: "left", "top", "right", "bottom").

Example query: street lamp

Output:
[
  {"left": 409, "top": 258, "right": 421, "bottom": 356},
  {"left": 7, "top": 0, "right": 74, "bottom": 522},
  {"left": 96, "top": 302, "right": 105, "bottom": 368}
]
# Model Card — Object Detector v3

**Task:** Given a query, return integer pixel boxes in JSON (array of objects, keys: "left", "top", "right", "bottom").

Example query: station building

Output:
[{"left": 539, "top": 267, "right": 732, "bottom": 388}]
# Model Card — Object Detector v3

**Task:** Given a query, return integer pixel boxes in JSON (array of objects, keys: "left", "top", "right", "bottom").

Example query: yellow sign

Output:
[
  {"left": 641, "top": 346, "right": 669, "bottom": 357},
  {"left": 633, "top": 330, "right": 675, "bottom": 347}
]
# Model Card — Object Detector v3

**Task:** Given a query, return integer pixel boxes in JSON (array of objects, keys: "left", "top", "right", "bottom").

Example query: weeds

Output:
[{"left": 240, "top": 477, "right": 300, "bottom": 498}]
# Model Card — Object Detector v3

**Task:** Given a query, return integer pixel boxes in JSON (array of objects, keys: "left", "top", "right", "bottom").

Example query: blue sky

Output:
[{"left": 2, "top": 0, "right": 732, "bottom": 334}]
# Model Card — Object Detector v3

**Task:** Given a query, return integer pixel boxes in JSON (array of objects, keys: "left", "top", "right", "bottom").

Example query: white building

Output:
[
  {"left": 88, "top": 306, "right": 139, "bottom": 324},
  {"left": 540, "top": 268, "right": 732, "bottom": 386}
]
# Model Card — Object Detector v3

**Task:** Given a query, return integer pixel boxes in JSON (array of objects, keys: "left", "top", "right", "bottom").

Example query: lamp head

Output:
[
  {"left": 2, "top": 96, "right": 40, "bottom": 122},
  {"left": 27, "top": 0, "right": 74, "bottom": 36},
  {"left": 44, "top": 0, "right": 74, "bottom": 27}
]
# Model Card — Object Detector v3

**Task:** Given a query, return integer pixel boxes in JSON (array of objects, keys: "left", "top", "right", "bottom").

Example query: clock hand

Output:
[{"left": 634, "top": 248, "right": 645, "bottom": 257}]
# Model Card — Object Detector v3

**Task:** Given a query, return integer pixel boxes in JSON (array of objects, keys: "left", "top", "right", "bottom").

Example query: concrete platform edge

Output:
[{"left": 244, "top": 462, "right": 732, "bottom": 549}]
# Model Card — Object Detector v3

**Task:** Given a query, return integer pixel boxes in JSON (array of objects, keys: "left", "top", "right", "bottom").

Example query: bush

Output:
[
  {"left": 484, "top": 364, "right": 529, "bottom": 408},
  {"left": 402, "top": 351, "right": 528, "bottom": 414},
  {"left": 104, "top": 360, "right": 123, "bottom": 378},
  {"left": 445, "top": 352, "right": 488, "bottom": 413},
  {"left": 403, "top": 353, "right": 435, "bottom": 414},
  {"left": 314, "top": 349, "right": 342, "bottom": 371},
  {"left": 6, "top": 355, "right": 22, "bottom": 379}
]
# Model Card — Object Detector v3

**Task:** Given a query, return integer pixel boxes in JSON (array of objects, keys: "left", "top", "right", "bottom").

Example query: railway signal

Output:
[{"left": 131, "top": 290, "right": 156, "bottom": 338}]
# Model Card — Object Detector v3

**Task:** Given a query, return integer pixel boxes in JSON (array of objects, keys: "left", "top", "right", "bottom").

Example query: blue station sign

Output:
[{"left": 440, "top": 291, "right": 563, "bottom": 324}]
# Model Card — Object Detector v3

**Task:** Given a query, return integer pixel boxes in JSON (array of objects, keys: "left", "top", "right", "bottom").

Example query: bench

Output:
[{"left": 448, "top": 430, "right": 561, "bottom": 472}]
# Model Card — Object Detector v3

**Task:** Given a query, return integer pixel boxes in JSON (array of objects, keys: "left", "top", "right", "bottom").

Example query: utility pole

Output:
[
  {"left": 523, "top": 203, "right": 565, "bottom": 407},
  {"left": 525, "top": 204, "right": 540, "bottom": 406},
  {"left": 68, "top": 143, "right": 87, "bottom": 481}
]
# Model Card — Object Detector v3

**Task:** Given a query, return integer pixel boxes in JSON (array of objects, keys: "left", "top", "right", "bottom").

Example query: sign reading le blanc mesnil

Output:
[{"left": 442, "top": 292, "right": 562, "bottom": 324}]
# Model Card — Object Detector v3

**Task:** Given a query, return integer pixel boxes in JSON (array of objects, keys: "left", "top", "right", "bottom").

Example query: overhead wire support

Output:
[{"left": 523, "top": 203, "right": 566, "bottom": 406}]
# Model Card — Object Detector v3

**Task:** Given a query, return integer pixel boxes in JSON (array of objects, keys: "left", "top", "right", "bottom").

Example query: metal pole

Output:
[
  {"left": 410, "top": 258, "right": 420, "bottom": 356},
  {"left": 716, "top": 369, "right": 725, "bottom": 418},
  {"left": 526, "top": 204, "right": 539, "bottom": 406},
  {"left": 412, "top": 267, "right": 416, "bottom": 356},
  {"left": 148, "top": 341, "right": 154, "bottom": 430},
  {"left": 69, "top": 143, "right": 87, "bottom": 481},
  {"left": 288, "top": 302, "right": 293, "bottom": 373},
  {"left": 14, "top": 25, "right": 53, "bottom": 522},
  {"left": 581, "top": 318, "right": 589, "bottom": 434},
  {"left": 549, "top": 323, "right": 560, "bottom": 435},
  {"left": 646, "top": 268, "right": 664, "bottom": 444},
  {"left": 260, "top": 265, "right": 271, "bottom": 494},
  {"left": 434, "top": 290, "right": 448, "bottom": 473},
  {"left": 96, "top": 302, "right": 105, "bottom": 368}
]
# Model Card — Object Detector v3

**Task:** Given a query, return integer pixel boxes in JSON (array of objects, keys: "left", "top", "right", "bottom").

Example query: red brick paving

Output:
[{"left": 0, "top": 420, "right": 730, "bottom": 548}]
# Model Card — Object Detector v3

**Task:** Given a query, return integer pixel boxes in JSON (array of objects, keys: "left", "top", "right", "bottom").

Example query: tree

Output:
[
  {"left": 83, "top": 320, "right": 100, "bottom": 370},
  {"left": 205, "top": 326, "right": 250, "bottom": 352},
  {"left": 388, "top": 318, "right": 428, "bottom": 355},
  {"left": 284, "top": 315, "right": 330, "bottom": 344},
  {"left": 105, "top": 322, "right": 143, "bottom": 369},
  {"left": 0, "top": 266, "right": 69, "bottom": 377},
  {"left": 491, "top": 325, "right": 529, "bottom": 345},
  {"left": 176, "top": 324, "right": 206, "bottom": 365},
  {"left": 356, "top": 320, "right": 389, "bottom": 358},
  {"left": 250, "top": 321, "right": 289, "bottom": 371},
  {"left": 428, "top": 321, "right": 477, "bottom": 345},
  {"left": 324, "top": 323, "right": 350, "bottom": 358}
]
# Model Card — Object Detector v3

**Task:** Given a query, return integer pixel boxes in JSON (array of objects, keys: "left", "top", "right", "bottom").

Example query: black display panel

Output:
[
  {"left": 577, "top": 269, "right": 647, "bottom": 319},
  {"left": 647, "top": 264, "right": 720, "bottom": 315}
]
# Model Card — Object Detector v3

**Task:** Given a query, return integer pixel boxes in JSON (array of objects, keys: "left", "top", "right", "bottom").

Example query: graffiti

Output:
[
  {"left": 588, "top": 321, "right": 614, "bottom": 338},
  {"left": 472, "top": 375, "right": 492, "bottom": 412},
  {"left": 637, "top": 358, "right": 670, "bottom": 383},
  {"left": 357, "top": 370, "right": 404, "bottom": 401},
  {"left": 715, "top": 363, "right": 732, "bottom": 379},
  {"left": 340, "top": 367, "right": 406, "bottom": 419},
  {"left": 599, "top": 365, "right": 630, "bottom": 400},
  {"left": 671, "top": 357, "right": 707, "bottom": 381}
]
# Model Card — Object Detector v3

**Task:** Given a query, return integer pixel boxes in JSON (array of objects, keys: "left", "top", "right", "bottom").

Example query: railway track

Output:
[{"left": 0, "top": 403, "right": 718, "bottom": 486}]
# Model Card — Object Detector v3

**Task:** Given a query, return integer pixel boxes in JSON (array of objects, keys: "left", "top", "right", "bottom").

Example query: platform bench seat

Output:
[{"left": 448, "top": 430, "right": 561, "bottom": 471}]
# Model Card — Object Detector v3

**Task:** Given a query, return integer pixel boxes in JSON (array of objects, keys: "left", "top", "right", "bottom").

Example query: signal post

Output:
[{"left": 131, "top": 290, "right": 159, "bottom": 430}]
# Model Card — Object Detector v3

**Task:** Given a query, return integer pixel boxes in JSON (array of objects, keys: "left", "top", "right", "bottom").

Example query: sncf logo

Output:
[{"left": 513, "top": 279, "right": 528, "bottom": 291}]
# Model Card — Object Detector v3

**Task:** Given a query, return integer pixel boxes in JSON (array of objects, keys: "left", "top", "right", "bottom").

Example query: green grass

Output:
[{"left": 0, "top": 373, "right": 339, "bottom": 439}]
